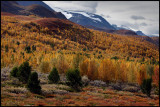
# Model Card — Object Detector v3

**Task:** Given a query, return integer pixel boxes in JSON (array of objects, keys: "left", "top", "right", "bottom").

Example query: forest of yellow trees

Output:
[{"left": 1, "top": 14, "right": 159, "bottom": 87}]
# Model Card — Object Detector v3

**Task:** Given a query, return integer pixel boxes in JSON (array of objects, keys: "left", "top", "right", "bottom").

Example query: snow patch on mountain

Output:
[
  {"left": 113, "top": 24, "right": 137, "bottom": 31},
  {"left": 52, "top": 7, "right": 115, "bottom": 30},
  {"left": 53, "top": 8, "right": 102, "bottom": 22},
  {"left": 70, "top": 11, "right": 102, "bottom": 22},
  {"left": 61, "top": 11, "right": 72, "bottom": 19}
]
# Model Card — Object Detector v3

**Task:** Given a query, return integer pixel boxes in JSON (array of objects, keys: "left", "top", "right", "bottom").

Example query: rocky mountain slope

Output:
[
  {"left": 1, "top": 1, "right": 66, "bottom": 19},
  {"left": 53, "top": 8, "right": 115, "bottom": 31},
  {"left": 16, "top": 1, "right": 54, "bottom": 11}
]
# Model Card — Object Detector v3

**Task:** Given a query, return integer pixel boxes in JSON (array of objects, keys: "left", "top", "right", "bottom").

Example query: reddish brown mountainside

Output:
[
  {"left": 35, "top": 18, "right": 79, "bottom": 31},
  {"left": 150, "top": 36, "right": 159, "bottom": 46},
  {"left": 1, "top": 1, "right": 66, "bottom": 19},
  {"left": 25, "top": 4, "right": 58, "bottom": 18},
  {"left": 113, "top": 29, "right": 137, "bottom": 35}
]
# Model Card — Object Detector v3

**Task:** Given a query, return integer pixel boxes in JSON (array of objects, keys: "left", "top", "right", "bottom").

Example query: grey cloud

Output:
[
  {"left": 143, "top": 25, "right": 159, "bottom": 35},
  {"left": 72, "top": 1, "right": 98, "bottom": 13},
  {"left": 131, "top": 15, "right": 145, "bottom": 20},
  {"left": 149, "top": 19, "right": 156, "bottom": 22},
  {"left": 140, "top": 22, "right": 148, "bottom": 26},
  {"left": 44, "top": 1, "right": 98, "bottom": 13},
  {"left": 100, "top": 14, "right": 111, "bottom": 18},
  {"left": 149, "top": 29, "right": 159, "bottom": 35},
  {"left": 111, "top": 9, "right": 126, "bottom": 13},
  {"left": 44, "top": 1, "right": 159, "bottom": 36},
  {"left": 154, "top": 30, "right": 159, "bottom": 34},
  {"left": 106, "top": 15, "right": 111, "bottom": 18},
  {"left": 72, "top": 1, "right": 98, "bottom": 8}
]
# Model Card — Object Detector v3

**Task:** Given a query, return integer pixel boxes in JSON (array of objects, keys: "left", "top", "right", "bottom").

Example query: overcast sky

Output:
[{"left": 43, "top": 1, "right": 159, "bottom": 36}]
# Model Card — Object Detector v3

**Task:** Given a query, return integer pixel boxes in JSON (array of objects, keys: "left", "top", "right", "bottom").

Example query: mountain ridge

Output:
[
  {"left": 16, "top": 1, "right": 54, "bottom": 12},
  {"left": 53, "top": 8, "right": 116, "bottom": 31},
  {"left": 1, "top": 1, "right": 159, "bottom": 48},
  {"left": 1, "top": 1, "right": 66, "bottom": 19}
]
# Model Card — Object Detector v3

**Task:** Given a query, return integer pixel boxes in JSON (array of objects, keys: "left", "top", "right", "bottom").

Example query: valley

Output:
[{"left": 1, "top": 1, "right": 159, "bottom": 106}]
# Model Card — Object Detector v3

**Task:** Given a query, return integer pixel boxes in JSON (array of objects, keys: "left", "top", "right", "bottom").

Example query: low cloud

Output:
[
  {"left": 44, "top": 1, "right": 98, "bottom": 13},
  {"left": 100, "top": 14, "right": 111, "bottom": 18},
  {"left": 44, "top": 1, "right": 159, "bottom": 36},
  {"left": 72, "top": 1, "right": 98, "bottom": 8},
  {"left": 106, "top": 15, "right": 111, "bottom": 18},
  {"left": 131, "top": 15, "right": 145, "bottom": 20},
  {"left": 72, "top": 1, "right": 98, "bottom": 13},
  {"left": 143, "top": 26, "right": 159, "bottom": 35},
  {"left": 140, "top": 22, "right": 148, "bottom": 26}
]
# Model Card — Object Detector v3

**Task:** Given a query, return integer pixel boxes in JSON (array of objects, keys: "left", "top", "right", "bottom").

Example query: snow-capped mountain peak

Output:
[
  {"left": 54, "top": 8, "right": 102, "bottom": 22},
  {"left": 52, "top": 7, "right": 115, "bottom": 30}
]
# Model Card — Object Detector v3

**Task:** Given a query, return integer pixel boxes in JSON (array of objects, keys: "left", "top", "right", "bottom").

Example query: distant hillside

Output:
[
  {"left": 53, "top": 8, "right": 115, "bottom": 31},
  {"left": 1, "top": 1, "right": 66, "bottom": 19},
  {"left": 25, "top": 4, "right": 58, "bottom": 18},
  {"left": 16, "top": 1, "right": 66, "bottom": 19},
  {"left": 149, "top": 36, "right": 159, "bottom": 46},
  {"left": 136, "top": 31, "right": 146, "bottom": 36},
  {"left": 113, "top": 29, "right": 137, "bottom": 35},
  {"left": 68, "top": 11, "right": 115, "bottom": 30},
  {"left": 1, "top": 1, "right": 25, "bottom": 15},
  {"left": 1, "top": 13, "right": 159, "bottom": 59}
]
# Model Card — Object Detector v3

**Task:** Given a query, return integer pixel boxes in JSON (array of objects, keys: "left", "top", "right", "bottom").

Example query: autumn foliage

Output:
[
  {"left": 137, "top": 64, "right": 147, "bottom": 85},
  {"left": 39, "top": 61, "right": 51, "bottom": 73},
  {"left": 98, "top": 59, "right": 117, "bottom": 83},
  {"left": 1, "top": 13, "right": 159, "bottom": 86},
  {"left": 152, "top": 65, "right": 159, "bottom": 87}
]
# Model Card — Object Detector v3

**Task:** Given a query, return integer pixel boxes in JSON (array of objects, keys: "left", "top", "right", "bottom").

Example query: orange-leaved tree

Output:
[
  {"left": 137, "top": 64, "right": 147, "bottom": 85},
  {"left": 98, "top": 59, "right": 117, "bottom": 83},
  {"left": 152, "top": 65, "right": 159, "bottom": 87},
  {"left": 87, "top": 59, "right": 99, "bottom": 80}
]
